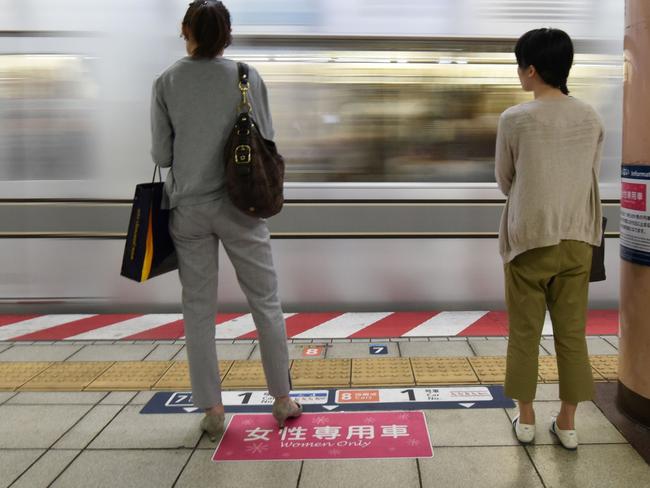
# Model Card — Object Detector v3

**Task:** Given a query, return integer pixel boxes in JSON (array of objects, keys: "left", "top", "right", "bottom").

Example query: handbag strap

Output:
[
  {"left": 151, "top": 165, "right": 162, "bottom": 183},
  {"left": 234, "top": 63, "right": 253, "bottom": 176},
  {"left": 237, "top": 62, "right": 252, "bottom": 114}
]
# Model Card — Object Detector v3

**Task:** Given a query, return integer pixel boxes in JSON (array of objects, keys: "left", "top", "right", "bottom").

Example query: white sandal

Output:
[
  {"left": 512, "top": 415, "right": 535, "bottom": 444},
  {"left": 550, "top": 417, "right": 578, "bottom": 450}
]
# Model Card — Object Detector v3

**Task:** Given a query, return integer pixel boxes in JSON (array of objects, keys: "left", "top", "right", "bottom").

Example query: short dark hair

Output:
[
  {"left": 182, "top": 1, "right": 232, "bottom": 59},
  {"left": 515, "top": 28, "right": 574, "bottom": 95}
]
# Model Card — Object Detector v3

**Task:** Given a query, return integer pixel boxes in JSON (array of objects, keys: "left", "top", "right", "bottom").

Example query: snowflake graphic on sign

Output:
[{"left": 246, "top": 442, "right": 269, "bottom": 454}]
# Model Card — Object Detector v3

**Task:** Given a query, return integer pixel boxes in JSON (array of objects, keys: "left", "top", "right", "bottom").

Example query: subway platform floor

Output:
[{"left": 0, "top": 337, "right": 648, "bottom": 488}]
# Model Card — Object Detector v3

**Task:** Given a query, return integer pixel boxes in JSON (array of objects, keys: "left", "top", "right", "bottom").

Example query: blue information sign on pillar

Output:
[{"left": 621, "top": 165, "right": 650, "bottom": 266}]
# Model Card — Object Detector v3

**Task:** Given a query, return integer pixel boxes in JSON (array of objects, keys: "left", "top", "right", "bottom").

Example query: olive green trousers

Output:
[{"left": 504, "top": 240, "right": 594, "bottom": 403}]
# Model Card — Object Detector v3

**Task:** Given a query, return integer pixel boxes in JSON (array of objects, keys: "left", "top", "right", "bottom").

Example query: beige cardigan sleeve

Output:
[
  {"left": 495, "top": 113, "right": 515, "bottom": 196},
  {"left": 593, "top": 126, "right": 604, "bottom": 178}
]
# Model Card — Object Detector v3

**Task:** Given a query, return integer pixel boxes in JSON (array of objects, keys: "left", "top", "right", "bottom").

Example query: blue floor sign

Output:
[{"left": 140, "top": 386, "right": 514, "bottom": 414}]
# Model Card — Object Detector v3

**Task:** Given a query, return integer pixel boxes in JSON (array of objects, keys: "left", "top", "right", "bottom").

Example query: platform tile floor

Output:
[{"left": 0, "top": 336, "right": 648, "bottom": 488}]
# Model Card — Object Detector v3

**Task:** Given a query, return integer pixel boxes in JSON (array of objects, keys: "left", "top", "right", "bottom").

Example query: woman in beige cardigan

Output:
[{"left": 495, "top": 28, "right": 603, "bottom": 450}]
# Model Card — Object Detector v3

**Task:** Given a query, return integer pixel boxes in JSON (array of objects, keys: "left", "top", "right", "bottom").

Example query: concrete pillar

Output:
[{"left": 619, "top": 0, "right": 650, "bottom": 426}]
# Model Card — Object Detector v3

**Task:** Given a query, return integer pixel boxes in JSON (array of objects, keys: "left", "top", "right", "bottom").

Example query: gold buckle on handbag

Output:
[
  {"left": 235, "top": 145, "right": 252, "bottom": 164},
  {"left": 237, "top": 82, "right": 253, "bottom": 113}
]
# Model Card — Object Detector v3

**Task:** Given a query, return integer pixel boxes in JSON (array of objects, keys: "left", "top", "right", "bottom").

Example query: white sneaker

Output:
[
  {"left": 550, "top": 417, "right": 578, "bottom": 450},
  {"left": 512, "top": 415, "right": 535, "bottom": 444}
]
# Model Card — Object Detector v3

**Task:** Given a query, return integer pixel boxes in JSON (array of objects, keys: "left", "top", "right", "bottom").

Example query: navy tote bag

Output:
[{"left": 121, "top": 167, "right": 177, "bottom": 282}]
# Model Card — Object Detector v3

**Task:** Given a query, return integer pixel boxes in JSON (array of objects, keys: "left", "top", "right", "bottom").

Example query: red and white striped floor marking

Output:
[
  {"left": 123, "top": 317, "right": 185, "bottom": 341},
  {"left": 208, "top": 313, "right": 295, "bottom": 340},
  {"left": 403, "top": 311, "right": 489, "bottom": 337},
  {"left": 292, "top": 312, "right": 393, "bottom": 339},
  {"left": 0, "top": 311, "right": 620, "bottom": 341},
  {"left": 124, "top": 313, "right": 244, "bottom": 341},
  {"left": 348, "top": 312, "right": 439, "bottom": 339},
  {"left": 0, "top": 315, "right": 40, "bottom": 327},
  {"left": 239, "top": 312, "right": 344, "bottom": 340},
  {"left": 12, "top": 314, "right": 143, "bottom": 341},
  {"left": 456, "top": 311, "right": 509, "bottom": 336},
  {"left": 584, "top": 310, "right": 619, "bottom": 335},
  {"left": 67, "top": 314, "right": 183, "bottom": 341},
  {"left": 0, "top": 315, "right": 94, "bottom": 341}
]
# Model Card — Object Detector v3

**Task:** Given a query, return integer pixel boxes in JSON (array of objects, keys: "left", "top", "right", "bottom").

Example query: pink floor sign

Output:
[{"left": 213, "top": 411, "right": 433, "bottom": 462}]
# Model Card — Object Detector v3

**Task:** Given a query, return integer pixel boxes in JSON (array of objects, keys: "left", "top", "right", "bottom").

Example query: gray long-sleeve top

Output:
[
  {"left": 495, "top": 97, "right": 604, "bottom": 263},
  {"left": 150, "top": 56, "right": 274, "bottom": 208}
]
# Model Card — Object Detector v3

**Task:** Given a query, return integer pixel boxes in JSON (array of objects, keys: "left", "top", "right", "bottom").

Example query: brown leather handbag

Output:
[{"left": 224, "top": 63, "right": 285, "bottom": 218}]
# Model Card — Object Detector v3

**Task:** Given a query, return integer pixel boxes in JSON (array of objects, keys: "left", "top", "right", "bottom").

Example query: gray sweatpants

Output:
[{"left": 169, "top": 198, "right": 291, "bottom": 409}]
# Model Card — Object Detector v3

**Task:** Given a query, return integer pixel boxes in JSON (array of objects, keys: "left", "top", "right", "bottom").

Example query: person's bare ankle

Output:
[
  {"left": 518, "top": 402, "right": 535, "bottom": 424},
  {"left": 556, "top": 415, "right": 574, "bottom": 430},
  {"left": 519, "top": 410, "right": 535, "bottom": 424}
]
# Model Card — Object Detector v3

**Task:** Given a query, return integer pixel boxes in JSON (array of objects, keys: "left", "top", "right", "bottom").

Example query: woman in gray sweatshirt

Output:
[
  {"left": 495, "top": 28, "right": 603, "bottom": 450},
  {"left": 150, "top": 0, "right": 301, "bottom": 441}
]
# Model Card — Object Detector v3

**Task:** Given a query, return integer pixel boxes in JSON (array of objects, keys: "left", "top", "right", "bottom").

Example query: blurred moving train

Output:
[{"left": 0, "top": 1, "right": 624, "bottom": 312}]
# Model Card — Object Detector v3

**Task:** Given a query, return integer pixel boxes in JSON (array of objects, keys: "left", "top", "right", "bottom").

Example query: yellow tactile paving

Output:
[
  {"left": 221, "top": 360, "right": 272, "bottom": 389},
  {"left": 218, "top": 361, "right": 234, "bottom": 381},
  {"left": 591, "top": 355, "right": 618, "bottom": 381},
  {"left": 0, "top": 355, "right": 617, "bottom": 391},
  {"left": 20, "top": 362, "right": 114, "bottom": 391},
  {"left": 0, "top": 362, "right": 53, "bottom": 391},
  {"left": 153, "top": 361, "right": 190, "bottom": 391},
  {"left": 351, "top": 357, "right": 414, "bottom": 387},
  {"left": 291, "top": 359, "right": 351, "bottom": 388},
  {"left": 152, "top": 361, "right": 234, "bottom": 391},
  {"left": 411, "top": 357, "right": 479, "bottom": 385},
  {"left": 86, "top": 361, "right": 174, "bottom": 391},
  {"left": 538, "top": 356, "right": 560, "bottom": 383},
  {"left": 468, "top": 357, "right": 507, "bottom": 384}
]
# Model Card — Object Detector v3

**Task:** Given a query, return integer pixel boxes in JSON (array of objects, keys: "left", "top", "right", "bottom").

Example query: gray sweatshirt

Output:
[
  {"left": 150, "top": 56, "right": 274, "bottom": 208},
  {"left": 495, "top": 97, "right": 604, "bottom": 263}
]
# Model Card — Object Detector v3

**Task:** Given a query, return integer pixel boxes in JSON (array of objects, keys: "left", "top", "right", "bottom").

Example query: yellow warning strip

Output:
[
  {"left": 0, "top": 362, "right": 53, "bottom": 390},
  {"left": 411, "top": 357, "right": 478, "bottom": 385},
  {"left": 291, "top": 359, "right": 351, "bottom": 388},
  {"left": 152, "top": 361, "right": 234, "bottom": 391},
  {"left": 222, "top": 360, "right": 292, "bottom": 389},
  {"left": 20, "top": 362, "right": 114, "bottom": 391},
  {"left": 86, "top": 361, "right": 174, "bottom": 391},
  {"left": 0, "top": 356, "right": 618, "bottom": 392}
]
